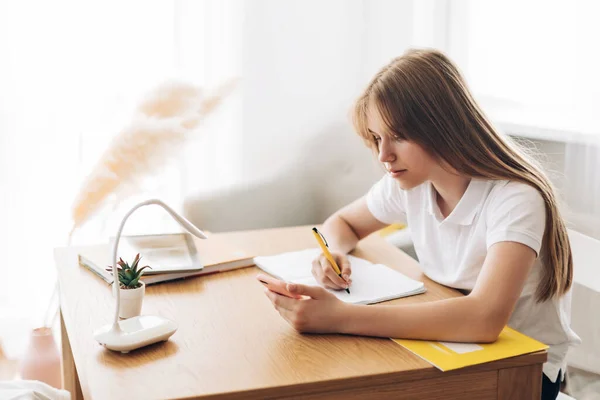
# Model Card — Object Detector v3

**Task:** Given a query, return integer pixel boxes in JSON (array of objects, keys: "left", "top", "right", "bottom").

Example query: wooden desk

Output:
[{"left": 55, "top": 226, "right": 546, "bottom": 399}]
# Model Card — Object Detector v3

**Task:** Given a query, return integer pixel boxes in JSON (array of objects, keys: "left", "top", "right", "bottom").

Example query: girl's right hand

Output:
[{"left": 311, "top": 252, "right": 352, "bottom": 290}]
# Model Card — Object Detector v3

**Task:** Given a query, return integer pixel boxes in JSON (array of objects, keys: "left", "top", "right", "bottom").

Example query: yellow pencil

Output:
[{"left": 311, "top": 227, "right": 350, "bottom": 294}]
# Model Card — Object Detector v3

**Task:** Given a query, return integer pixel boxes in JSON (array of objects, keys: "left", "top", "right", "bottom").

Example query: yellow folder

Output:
[{"left": 392, "top": 326, "right": 548, "bottom": 371}]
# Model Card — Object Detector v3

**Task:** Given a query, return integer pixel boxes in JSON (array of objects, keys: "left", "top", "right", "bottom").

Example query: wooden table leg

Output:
[
  {"left": 60, "top": 311, "right": 83, "bottom": 400},
  {"left": 498, "top": 363, "right": 543, "bottom": 400}
]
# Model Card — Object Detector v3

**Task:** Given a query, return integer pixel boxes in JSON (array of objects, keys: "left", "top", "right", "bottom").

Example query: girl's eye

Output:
[{"left": 372, "top": 135, "right": 381, "bottom": 143}]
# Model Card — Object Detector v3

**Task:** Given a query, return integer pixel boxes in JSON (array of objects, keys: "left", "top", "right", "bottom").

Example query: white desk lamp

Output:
[{"left": 93, "top": 199, "right": 207, "bottom": 353}]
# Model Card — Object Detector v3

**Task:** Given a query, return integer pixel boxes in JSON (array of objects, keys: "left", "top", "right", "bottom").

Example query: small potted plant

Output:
[{"left": 106, "top": 253, "right": 151, "bottom": 319}]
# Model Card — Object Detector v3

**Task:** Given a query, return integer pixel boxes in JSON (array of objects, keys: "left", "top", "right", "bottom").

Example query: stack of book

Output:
[{"left": 78, "top": 232, "right": 255, "bottom": 285}]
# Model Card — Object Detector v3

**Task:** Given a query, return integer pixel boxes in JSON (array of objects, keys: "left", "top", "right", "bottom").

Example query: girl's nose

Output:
[{"left": 378, "top": 141, "right": 396, "bottom": 163}]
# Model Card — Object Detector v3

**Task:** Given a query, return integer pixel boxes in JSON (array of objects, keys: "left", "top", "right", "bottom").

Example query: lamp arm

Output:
[{"left": 111, "top": 199, "right": 207, "bottom": 330}]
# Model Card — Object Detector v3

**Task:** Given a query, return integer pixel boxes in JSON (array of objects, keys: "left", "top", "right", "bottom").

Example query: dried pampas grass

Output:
[{"left": 69, "top": 79, "right": 237, "bottom": 238}]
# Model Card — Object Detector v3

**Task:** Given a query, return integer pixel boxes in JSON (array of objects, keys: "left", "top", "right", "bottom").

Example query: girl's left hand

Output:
[{"left": 263, "top": 283, "right": 348, "bottom": 334}]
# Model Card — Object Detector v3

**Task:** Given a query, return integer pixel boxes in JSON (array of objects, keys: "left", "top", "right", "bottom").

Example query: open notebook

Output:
[{"left": 253, "top": 248, "right": 425, "bottom": 305}]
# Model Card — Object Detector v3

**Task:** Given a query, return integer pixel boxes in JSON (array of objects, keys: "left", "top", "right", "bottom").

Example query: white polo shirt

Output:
[{"left": 366, "top": 175, "right": 580, "bottom": 382}]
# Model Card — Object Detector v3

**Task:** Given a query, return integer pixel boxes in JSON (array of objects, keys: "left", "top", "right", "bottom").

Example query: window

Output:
[{"left": 447, "top": 0, "right": 600, "bottom": 135}]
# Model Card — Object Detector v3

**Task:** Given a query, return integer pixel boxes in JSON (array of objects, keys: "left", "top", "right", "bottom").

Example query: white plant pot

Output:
[{"left": 116, "top": 281, "right": 145, "bottom": 319}]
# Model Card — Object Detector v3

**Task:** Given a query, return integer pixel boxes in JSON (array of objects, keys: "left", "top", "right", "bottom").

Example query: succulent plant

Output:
[{"left": 105, "top": 253, "right": 151, "bottom": 289}]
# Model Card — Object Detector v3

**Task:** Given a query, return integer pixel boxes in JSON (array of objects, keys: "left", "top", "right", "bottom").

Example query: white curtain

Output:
[{"left": 0, "top": 0, "right": 242, "bottom": 359}]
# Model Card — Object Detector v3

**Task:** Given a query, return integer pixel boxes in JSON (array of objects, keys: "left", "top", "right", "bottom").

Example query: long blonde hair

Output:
[{"left": 353, "top": 49, "right": 572, "bottom": 302}]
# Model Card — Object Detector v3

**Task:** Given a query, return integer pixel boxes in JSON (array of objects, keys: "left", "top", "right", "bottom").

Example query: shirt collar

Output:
[{"left": 427, "top": 179, "right": 489, "bottom": 226}]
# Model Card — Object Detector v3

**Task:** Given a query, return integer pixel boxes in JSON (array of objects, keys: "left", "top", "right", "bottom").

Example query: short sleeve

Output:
[
  {"left": 486, "top": 182, "right": 546, "bottom": 256},
  {"left": 366, "top": 175, "right": 408, "bottom": 225}
]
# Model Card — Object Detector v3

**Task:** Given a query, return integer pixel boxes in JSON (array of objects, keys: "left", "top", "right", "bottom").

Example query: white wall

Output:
[
  {"left": 185, "top": 0, "right": 420, "bottom": 230},
  {"left": 240, "top": 0, "right": 367, "bottom": 179}
]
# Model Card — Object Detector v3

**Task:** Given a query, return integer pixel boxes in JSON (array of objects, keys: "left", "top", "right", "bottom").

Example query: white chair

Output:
[
  {"left": 567, "top": 229, "right": 600, "bottom": 374},
  {"left": 563, "top": 229, "right": 600, "bottom": 400}
]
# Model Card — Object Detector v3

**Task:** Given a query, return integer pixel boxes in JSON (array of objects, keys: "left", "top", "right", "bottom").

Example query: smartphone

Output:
[{"left": 256, "top": 273, "right": 302, "bottom": 299}]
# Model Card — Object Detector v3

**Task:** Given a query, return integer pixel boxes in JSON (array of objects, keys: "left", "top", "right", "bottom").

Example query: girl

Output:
[{"left": 263, "top": 49, "right": 580, "bottom": 400}]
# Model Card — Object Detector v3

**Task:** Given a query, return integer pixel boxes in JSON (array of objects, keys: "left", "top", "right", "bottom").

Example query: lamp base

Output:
[{"left": 94, "top": 315, "right": 177, "bottom": 353}]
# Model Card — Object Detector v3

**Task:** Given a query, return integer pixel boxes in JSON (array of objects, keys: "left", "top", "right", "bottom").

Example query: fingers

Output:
[
  {"left": 310, "top": 255, "right": 349, "bottom": 290},
  {"left": 264, "top": 288, "right": 314, "bottom": 330},
  {"left": 287, "top": 282, "right": 328, "bottom": 299},
  {"left": 311, "top": 259, "right": 333, "bottom": 288},
  {"left": 311, "top": 258, "right": 338, "bottom": 289},
  {"left": 275, "top": 306, "right": 297, "bottom": 327},
  {"left": 267, "top": 295, "right": 306, "bottom": 332},
  {"left": 320, "top": 256, "right": 349, "bottom": 288},
  {"left": 264, "top": 288, "right": 295, "bottom": 311},
  {"left": 337, "top": 255, "right": 352, "bottom": 281}
]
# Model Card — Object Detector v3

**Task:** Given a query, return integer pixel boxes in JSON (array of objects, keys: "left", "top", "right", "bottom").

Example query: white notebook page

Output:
[{"left": 254, "top": 248, "right": 425, "bottom": 305}]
